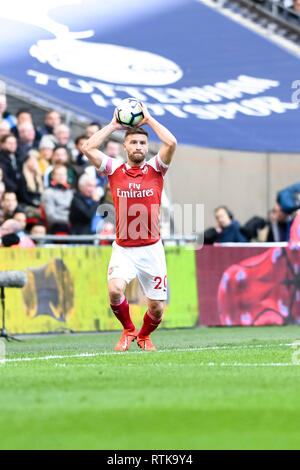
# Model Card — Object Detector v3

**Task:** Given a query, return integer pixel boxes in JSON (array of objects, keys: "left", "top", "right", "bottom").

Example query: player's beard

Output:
[{"left": 127, "top": 151, "right": 146, "bottom": 165}]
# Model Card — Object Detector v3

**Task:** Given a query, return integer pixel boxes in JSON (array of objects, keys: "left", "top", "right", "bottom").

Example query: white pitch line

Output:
[
  {"left": 0, "top": 342, "right": 297, "bottom": 364},
  {"left": 197, "top": 362, "right": 300, "bottom": 367}
]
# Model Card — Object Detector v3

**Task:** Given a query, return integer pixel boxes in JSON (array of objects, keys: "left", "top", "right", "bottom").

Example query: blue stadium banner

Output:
[{"left": 0, "top": 0, "right": 299, "bottom": 151}]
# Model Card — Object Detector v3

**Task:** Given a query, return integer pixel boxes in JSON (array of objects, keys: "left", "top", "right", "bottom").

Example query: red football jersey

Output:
[{"left": 99, "top": 154, "right": 169, "bottom": 247}]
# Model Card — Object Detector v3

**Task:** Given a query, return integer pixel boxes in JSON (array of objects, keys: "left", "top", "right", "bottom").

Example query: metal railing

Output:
[
  {"left": 0, "top": 74, "right": 104, "bottom": 126},
  {"left": 29, "top": 234, "right": 198, "bottom": 246},
  {"left": 0, "top": 74, "right": 161, "bottom": 156},
  {"left": 251, "top": 0, "right": 300, "bottom": 27},
  {"left": 213, "top": 0, "right": 300, "bottom": 39},
  {"left": 218, "top": 241, "right": 291, "bottom": 246}
]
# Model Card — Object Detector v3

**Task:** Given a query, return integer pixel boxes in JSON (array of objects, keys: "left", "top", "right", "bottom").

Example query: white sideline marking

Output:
[
  {"left": 199, "top": 362, "right": 300, "bottom": 367},
  {"left": 0, "top": 342, "right": 297, "bottom": 365}
]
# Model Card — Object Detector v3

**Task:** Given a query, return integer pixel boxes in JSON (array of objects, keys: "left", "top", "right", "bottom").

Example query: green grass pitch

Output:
[{"left": 1, "top": 326, "right": 300, "bottom": 450}]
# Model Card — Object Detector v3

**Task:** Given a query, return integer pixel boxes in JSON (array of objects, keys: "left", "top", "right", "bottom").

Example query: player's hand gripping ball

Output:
[{"left": 116, "top": 98, "right": 144, "bottom": 127}]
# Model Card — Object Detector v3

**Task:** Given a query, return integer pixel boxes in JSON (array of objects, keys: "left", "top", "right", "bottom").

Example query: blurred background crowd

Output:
[
  {"left": 1, "top": 90, "right": 299, "bottom": 247},
  {"left": 0, "top": 93, "right": 119, "bottom": 246}
]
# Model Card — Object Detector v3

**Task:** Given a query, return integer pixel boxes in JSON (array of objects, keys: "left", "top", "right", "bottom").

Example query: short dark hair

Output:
[
  {"left": 3, "top": 191, "right": 17, "bottom": 200},
  {"left": 88, "top": 121, "right": 101, "bottom": 127},
  {"left": 31, "top": 218, "right": 46, "bottom": 227},
  {"left": 2, "top": 233, "right": 20, "bottom": 247},
  {"left": 0, "top": 133, "right": 16, "bottom": 144},
  {"left": 125, "top": 128, "right": 148, "bottom": 140},
  {"left": 52, "top": 163, "right": 67, "bottom": 172},
  {"left": 16, "top": 108, "right": 31, "bottom": 117},
  {"left": 53, "top": 145, "right": 67, "bottom": 153},
  {"left": 13, "top": 209, "right": 27, "bottom": 217},
  {"left": 104, "top": 138, "right": 119, "bottom": 148},
  {"left": 214, "top": 206, "right": 234, "bottom": 220},
  {"left": 46, "top": 110, "right": 61, "bottom": 118},
  {"left": 75, "top": 135, "right": 88, "bottom": 145}
]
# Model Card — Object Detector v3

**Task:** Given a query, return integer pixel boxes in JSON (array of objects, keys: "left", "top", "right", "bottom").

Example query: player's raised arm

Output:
[
  {"left": 81, "top": 110, "right": 125, "bottom": 169},
  {"left": 138, "top": 103, "right": 177, "bottom": 165}
]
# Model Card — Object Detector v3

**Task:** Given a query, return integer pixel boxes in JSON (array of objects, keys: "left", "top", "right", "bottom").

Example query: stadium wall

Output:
[
  {"left": 3, "top": 246, "right": 198, "bottom": 335},
  {"left": 2, "top": 243, "right": 298, "bottom": 333},
  {"left": 168, "top": 145, "right": 300, "bottom": 228}
]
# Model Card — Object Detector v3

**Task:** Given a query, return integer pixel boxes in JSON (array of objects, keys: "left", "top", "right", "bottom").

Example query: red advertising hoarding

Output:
[{"left": 196, "top": 245, "right": 300, "bottom": 326}]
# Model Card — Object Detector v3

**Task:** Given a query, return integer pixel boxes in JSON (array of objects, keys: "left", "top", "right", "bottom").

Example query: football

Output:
[{"left": 116, "top": 98, "right": 144, "bottom": 127}]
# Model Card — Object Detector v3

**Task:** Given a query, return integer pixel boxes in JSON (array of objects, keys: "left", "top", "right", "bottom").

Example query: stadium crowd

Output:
[
  {"left": 0, "top": 93, "right": 117, "bottom": 247},
  {"left": 204, "top": 203, "right": 296, "bottom": 244},
  {"left": 0, "top": 93, "right": 298, "bottom": 247},
  {"left": 250, "top": 0, "right": 300, "bottom": 22}
]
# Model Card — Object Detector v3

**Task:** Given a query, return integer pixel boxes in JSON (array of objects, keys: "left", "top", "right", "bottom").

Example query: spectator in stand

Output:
[
  {"left": 2, "top": 192, "right": 23, "bottom": 221},
  {"left": 11, "top": 108, "right": 32, "bottom": 135},
  {"left": 0, "top": 120, "right": 10, "bottom": 144},
  {"left": 13, "top": 210, "right": 27, "bottom": 232},
  {"left": 29, "top": 220, "right": 47, "bottom": 245},
  {"left": 248, "top": 208, "right": 280, "bottom": 243},
  {"left": 43, "top": 145, "right": 75, "bottom": 188},
  {"left": 18, "top": 150, "right": 44, "bottom": 218},
  {"left": 0, "top": 94, "right": 16, "bottom": 130},
  {"left": 204, "top": 206, "right": 248, "bottom": 244},
  {"left": 15, "top": 108, "right": 33, "bottom": 125},
  {"left": 264, "top": 202, "right": 293, "bottom": 242},
  {"left": 99, "top": 222, "right": 115, "bottom": 245},
  {"left": 72, "top": 135, "right": 89, "bottom": 166},
  {"left": 85, "top": 139, "right": 123, "bottom": 199},
  {"left": 12, "top": 108, "right": 42, "bottom": 140},
  {"left": 103, "top": 139, "right": 123, "bottom": 162},
  {"left": 69, "top": 174, "right": 102, "bottom": 235},
  {"left": 17, "top": 121, "right": 40, "bottom": 159},
  {"left": 38, "top": 143, "right": 53, "bottom": 176},
  {"left": 0, "top": 218, "right": 35, "bottom": 248},
  {"left": 55, "top": 124, "right": 73, "bottom": 147},
  {"left": 0, "top": 181, "right": 6, "bottom": 224},
  {"left": 104, "top": 181, "right": 113, "bottom": 204},
  {"left": 41, "top": 164, "right": 73, "bottom": 234},
  {"left": 1, "top": 232, "right": 20, "bottom": 247},
  {"left": 1, "top": 232, "right": 21, "bottom": 247},
  {"left": 0, "top": 134, "right": 23, "bottom": 194},
  {"left": 85, "top": 122, "right": 101, "bottom": 138},
  {"left": 293, "top": 0, "right": 300, "bottom": 13},
  {"left": 39, "top": 123, "right": 74, "bottom": 155},
  {"left": 286, "top": 0, "right": 300, "bottom": 23},
  {"left": 240, "top": 215, "right": 267, "bottom": 242},
  {"left": 71, "top": 135, "right": 90, "bottom": 182},
  {"left": 39, "top": 110, "right": 61, "bottom": 136}
]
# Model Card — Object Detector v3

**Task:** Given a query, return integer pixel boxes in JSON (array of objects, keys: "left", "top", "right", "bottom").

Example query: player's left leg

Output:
[
  {"left": 134, "top": 240, "right": 167, "bottom": 351},
  {"left": 108, "top": 243, "right": 138, "bottom": 351},
  {"left": 137, "top": 299, "right": 164, "bottom": 351}
]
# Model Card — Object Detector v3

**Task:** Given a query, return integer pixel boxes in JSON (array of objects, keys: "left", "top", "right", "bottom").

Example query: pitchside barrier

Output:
[
  {"left": 1, "top": 240, "right": 298, "bottom": 334},
  {"left": 1, "top": 244, "right": 198, "bottom": 335},
  {"left": 196, "top": 242, "right": 300, "bottom": 327}
]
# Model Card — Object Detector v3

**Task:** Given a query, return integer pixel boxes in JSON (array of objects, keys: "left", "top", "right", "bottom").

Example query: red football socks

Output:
[
  {"left": 110, "top": 295, "right": 135, "bottom": 331},
  {"left": 138, "top": 310, "right": 163, "bottom": 338}
]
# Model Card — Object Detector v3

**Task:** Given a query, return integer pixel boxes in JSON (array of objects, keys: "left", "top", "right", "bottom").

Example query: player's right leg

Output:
[{"left": 108, "top": 278, "right": 138, "bottom": 351}]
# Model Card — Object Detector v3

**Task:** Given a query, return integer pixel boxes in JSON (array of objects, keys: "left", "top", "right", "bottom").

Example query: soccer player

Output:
[{"left": 82, "top": 104, "right": 177, "bottom": 351}]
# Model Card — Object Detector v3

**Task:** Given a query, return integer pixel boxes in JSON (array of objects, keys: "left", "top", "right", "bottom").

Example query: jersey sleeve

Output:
[
  {"left": 97, "top": 155, "right": 123, "bottom": 176},
  {"left": 147, "top": 153, "right": 169, "bottom": 177}
]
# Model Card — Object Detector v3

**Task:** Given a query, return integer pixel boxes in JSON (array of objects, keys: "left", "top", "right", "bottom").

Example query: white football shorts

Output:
[{"left": 107, "top": 239, "right": 168, "bottom": 300}]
